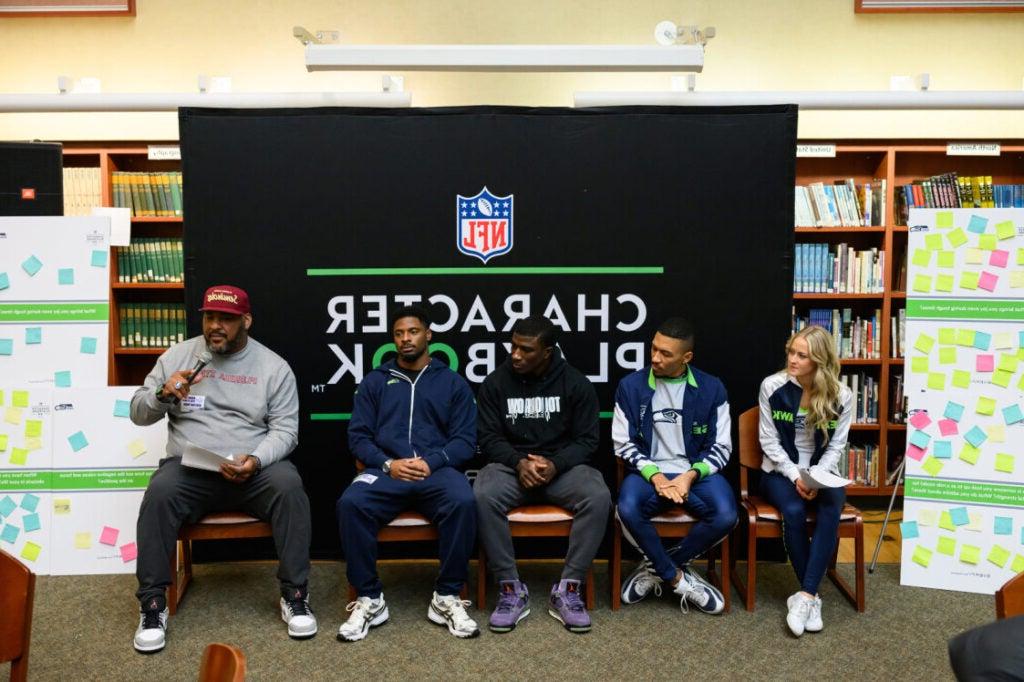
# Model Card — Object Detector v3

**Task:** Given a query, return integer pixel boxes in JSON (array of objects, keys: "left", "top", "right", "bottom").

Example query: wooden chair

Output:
[
  {"left": 0, "top": 549, "right": 35, "bottom": 682},
  {"left": 198, "top": 642, "right": 246, "bottom": 682},
  {"left": 732, "top": 406, "right": 865, "bottom": 612},
  {"left": 476, "top": 505, "right": 596, "bottom": 611},
  {"left": 169, "top": 512, "right": 273, "bottom": 615},
  {"left": 996, "top": 570, "right": 1024, "bottom": 619},
  {"left": 610, "top": 460, "right": 730, "bottom": 611}
]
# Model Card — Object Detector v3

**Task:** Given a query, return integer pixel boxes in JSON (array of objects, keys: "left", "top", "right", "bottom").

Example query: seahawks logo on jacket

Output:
[
  {"left": 653, "top": 408, "right": 683, "bottom": 423},
  {"left": 506, "top": 396, "right": 561, "bottom": 423}
]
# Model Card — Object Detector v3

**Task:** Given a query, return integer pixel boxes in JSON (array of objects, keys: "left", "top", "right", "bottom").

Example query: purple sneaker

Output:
[
  {"left": 489, "top": 580, "right": 530, "bottom": 633},
  {"left": 548, "top": 579, "right": 592, "bottom": 634}
]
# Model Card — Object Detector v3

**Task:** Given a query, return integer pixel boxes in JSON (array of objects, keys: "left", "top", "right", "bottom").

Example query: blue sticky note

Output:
[
  {"left": 58, "top": 267, "right": 74, "bottom": 285},
  {"left": 1004, "top": 404, "right": 1024, "bottom": 425},
  {"left": 964, "top": 425, "right": 988, "bottom": 448},
  {"left": 0, "top": 496, "right": 15, "bottom": 517},
  {"left": 67, "top": 430, "right": 89, "bottom": 452},
  {"left": 900, "top": 521, "right": 920, "bottom": 540},
  {"left": 90, "top": 249, "right": 108, "bottom": 268},
  {"left": 1021, "top": 527, "right": 1024, "bottom": 545},
  {"left": 22, "top": 513, "right": 40, "bottom": 533},
  {"left": 944, "top": 401, "right": 965, "bottom": 422},
  {"left": 20, "top": 493, "right": 39, "bottom": 513},
  {"left": 80, "top": 337, "right": 97, "bottom": 354},
  {"left": 113, "top": 399, "right": 131, "bottom": 418},
  {"left": 25, "top": 327, "right": 42, "bottom": 344},
  {"left": 950, "top": 507, "right": 970, "bottom": 526},
  {"left": 933, "top": 441, "right": 953, "bottom": 459},
  {"left": 55, "top": 370, "right": 72, "bottom": 388},
  {"left": 0, "top": 338, "right": 12, "bottom": 356},
  {"left": 973, "top": 331, "right": 992, "bottom": 351},
  {"left": 1020, "top": 331, "right": 1024, "bottom": 349},
  {"left": 909, "top": 430, "right": 931, "bottom": 449},
  {"left": 994, "top": 517, "right": 1013, "bottom": 536},
  {"left": 967, "top": 215, "right": 989, "bottom": 234},
  {"left": 21, "top": 255, "right": 42, "bottom": 276},
  {"left": 0, "top": 272, "right": 8, "bottom": 290},
  {"left": 0, "top": 524, "right": 19, "bottom": 544}
]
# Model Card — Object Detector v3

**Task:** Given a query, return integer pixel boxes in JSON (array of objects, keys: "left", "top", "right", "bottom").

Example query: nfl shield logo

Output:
[{"left": 456, "top": 187, "right": 513, "bottom": 263}]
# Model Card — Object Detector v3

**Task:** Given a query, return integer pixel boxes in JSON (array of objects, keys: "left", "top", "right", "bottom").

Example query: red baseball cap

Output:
[{"left": 199, "top": 285, "right": 251, "bottom": 315}]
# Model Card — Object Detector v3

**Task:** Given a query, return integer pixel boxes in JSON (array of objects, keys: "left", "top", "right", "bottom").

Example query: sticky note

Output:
[
  {"left": 76, "top": 336, "right": 99, "bottom": 355},
  {"left": 912, "top": 545, "right": 933, "bottom": 568},
  {"left": 127, "top": 439, "right": 147, "bottom": 459},
  {"left": 120, "top": 542, "right": 138, "bottom": 563},
  {"left": 967, "top": 214, "right": 989, "bottom": 233},
  {"left": 918, "top": 509, "right": 937, "bottom": 527},
  {"left": 114, "top": 399, "right": 131, "bottom": 418},
  {"left": 99, "top": 526, "right": 119, "bottom": 546},
  {"left": 58, "top": 268, "right": 74, "bottom": 285},
  {"left": 925, "top": 233, "right": 945, "bottom": 250},
  {"left": 933, "top": 441, "right": 953, "bottom": 459},
  {"left": 909, "top": 430, "right": 931, "bottom": 449},
  {"left": 12, "top": 390, "right": 28, "bottom": 407},
  {"left": 23, "top": 513, "right": 40, "bottom": 533},
  {"left": 939, "top": 511, "right": 955, "bottom": 531},
  {"left": 5, "top": 407, "right": 23, "bottom": 425},
  {"left": 24, "top": 438, "right": 41, "bottom": 451},
  {"left": 980, "top": 234, "right": 998, "bottom": 251},
  {"left": 913, "top": 274, "right": 932, "bottom": 293},
  {"left": 914, "top": 334, "right": 936, "bottom": 354},
  {"left": 967, "top": 513, "right": 984, "bottom": 533},
  {"left": 24, "top": 420, "right": 41, "bottom": 438},
  {"left": 91, "top": 249, "right": 108, "bottom": 267},
  {"left": 20, "top": 493, "right": 38, "bottom": 512},
  {"left": 68, "top": 430, "right": 89, "bottom": 452},
  {"left": 988, "top": 545, "right": 1011, "bottom": 568},
  {"left": 20, "top": 542, "right": 40, "bottom": 562},
  {"left": 998, "top": 353, "right": 1019, "bottom": 373},
  {"left": 986, "top": 424, "right": 1006, "bottom": 442},
  {"left": 0, "top": 272, "right": 8, "bottom": 290},
  {"left": 990, "top": 250, "right": 1010, "bottom": 268},
  {"left": 9, "top": 448, "right": 28, "bottom": 465},
  {"left": 960, "top": 272, "right": 980, "bottom": 290},
  {"left": 53, "top": 499, "right": 70, "bottom": 515},
  {"left": 900, "top": 521, "right": 920, "bottom": 540},
  {"left": 927, "top": 372, "right": 946, "bottom": 390},
  {"left": 1019, "top": 248, "right": 1024, "bottom": 266},
  {"left": 950, "top": 507, "right": 970, "bottom": 526},
  {"left": 0, "top": 339, "right": 12, "bottom": 356},
  {"left": 992, "top": 370, "right": 1013, "bottom": 388},
  {"left": 959, "top": 443, "right": 981, "bottom": 465},
  {"left": 55, "top": 370, "right": 72, "bottom": 388},
  {"left": 937, "top": 250, "right": 956, "bottom": 268},
  {"left": 965, "top": 248, "right": 984, "bottom": 265},
  {"left": 1, "top": 524, "right": 19, "bottom": 543},
  {"left": 944, "top": 401, "right": 965, "bottom": 422},
  {"left": 996, "top": 220, "right": 1016, "bottom": 239},
  {"left": 937, "top": 536, "right": 957, "bottom": 556},
  {"left": 921, "top": 456, "right": 944, "bottom": 476},
  {"left": 936, "top": 211, "right": 954, "bottom": 228},
  {"left": 912, "top": 248, "right": 932, "bottom": 267},
  {"left": 935, "top": 274, "right": 954, "bottom": 292},
  {"left": 1003, "top": 404, "right": 1024, "bottom": 425},
  {"left": 1012, "top": 555, "right": 1024, "bottom": 574},
  {"left": 74, "top": 532, "right": 92, "bottom": 549},
  {"left": 976, "top": 396, "right": 996, "bottom": 416},
  {"left": 21, "top": 255, "right": 42, "bottom": 276},
  {"left": 964, "top": 425, "right": 988, "bottom": 448},
  {"left": 906, "top": 444, "right": 926, "bottom": 462},
  {"left": 25, "top": 327, "right": 41, "bottom": 344},
  {"left": 995, "top": 453, "right": 1015, "bottom": 474},
  {"left": 911, "top": 356, "right": 929, "bottom": 374},
  {"left": 1012, "top": 271, "right": 1024, "bottom": 289},
  {"left": 952, "top": 370, "right": 972, "bottom": 389},
  {"left": 0, "top": 434, "right": 6, "bottom": 451},
  {"left": 909, "top": 412, "right": 932, "bottom": 430},
  {"left": 956, "top": 329, "right": 976, "bottom": 347},
  {"left": 993, "top": 332, "right": 1015, "bottom": 350},
  {"left": 977, "top": 330, "right": 998, "bottom": 350},
  {"left": 938, "top": 328, "right": 956, "bottom": 345},
  {"left": 978, "top": 271, "right": 999, "bottom": 292},
  {"left": 976, "top": 354, "right": 995, "bottom": 372},
  {"left": 947, "top": 228, "right": 969, "bottom": 248},
  {"left": 0, "top": 496, "right": 15, "bottom": 517},
  {"left": 994, "top": 517, "right": 1013, "bottom": 535}
]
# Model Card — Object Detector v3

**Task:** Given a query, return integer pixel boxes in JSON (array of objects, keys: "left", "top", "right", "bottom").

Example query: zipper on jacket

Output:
[{"left": 389, "top": 363, "right": 430, "bottom": 448}]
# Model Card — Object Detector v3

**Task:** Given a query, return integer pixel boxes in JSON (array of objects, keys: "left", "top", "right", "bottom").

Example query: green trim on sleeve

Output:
[
  {"left": 690, "top": 461, "right": 711, "bottom": 480},
  {"left": 640, "top": 464, "right": 661, "bottom": 482}
]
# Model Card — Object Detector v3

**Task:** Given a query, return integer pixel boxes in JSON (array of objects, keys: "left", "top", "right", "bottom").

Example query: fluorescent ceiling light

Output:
[
  {"left": 0, "top": 91, "right": 411, "bottom": 112},
  {"left": 573, "top": 90, "right": 1024, "bottom": 110}
]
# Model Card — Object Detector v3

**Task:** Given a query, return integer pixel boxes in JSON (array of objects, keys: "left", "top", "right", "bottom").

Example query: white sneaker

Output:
[
  {"left": 678, "top": 565, "right": 725, "bottom": 615},
  {"left": 786, "top": 592, "right": 814, "bottom": 637},
  {"left": 427, "top": 592, "right": 481, "bottom": 638},
  {"left": 805, "top": 596, "right": 823, "bottom": 632},
  {"left": 337, "top": 594, "right": 389, "bottom": 642},
  {"left": 621, "top": 561, "right": 663, "bottom": 604},
  {"left": 133, "top": 604, "right": 168, "bottom": 653},
  {"left": 280, "top": 593, "right": 318, "bottom": 639}
]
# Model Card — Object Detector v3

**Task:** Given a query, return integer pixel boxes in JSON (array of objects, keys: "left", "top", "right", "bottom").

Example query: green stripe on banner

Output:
[
  {"left": 0, "top": 470, "right": 52, "bottom": 490},
  {"left": 0, "top": 302, "right": 109, "bottom": 323},
  {"left": 600, "top": 411, "right": 613, "bottom": 419},
  {"left": 906, "top": 299, "right": 1024, "bottom": 321},
  {"left": 905, "top": 477, "right": 1024, "bottom": 507},
  {"left": 311, "top": 411, "right": 615, "bottom": 421},
  {"left": 52, "top": 469, "right": 154, "bottom": 490},
  {"left": 307, "top": 266, "right": 663, "bottom": 277}
]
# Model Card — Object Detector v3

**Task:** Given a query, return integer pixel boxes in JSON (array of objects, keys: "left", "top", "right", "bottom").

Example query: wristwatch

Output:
[{"left": 382, "top": 459, "right": 393, "bottom": 475}]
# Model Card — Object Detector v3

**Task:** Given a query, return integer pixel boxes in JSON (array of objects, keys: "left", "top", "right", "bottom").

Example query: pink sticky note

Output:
[
  {"left": 120, "top": 542, "right": 137, "bottom": 563},
  {"left": 978, "top": 271, "right": 999, "bottom": 292},
  {"left": 906, "top": 443, "right": 927, "bottom": 461},
  {"left": 938, "top": 418, "right": 959, "bottom": 436},
  {"left": 909, "top": 412, "right": 932, "bottom": 430},
  {"left": 99, "top": 526, "right": 120, "bottom": 546},
  {"left": 976, "top": 354, "right": 995, "bottom": 372},
  {"left": 990, "top": 250, "right": 1010, "bottom": 268}
]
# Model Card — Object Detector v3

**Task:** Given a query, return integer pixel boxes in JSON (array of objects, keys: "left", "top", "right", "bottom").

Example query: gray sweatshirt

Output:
[{"left": 130, "top": 335, "right": 299, "bottom": 467}]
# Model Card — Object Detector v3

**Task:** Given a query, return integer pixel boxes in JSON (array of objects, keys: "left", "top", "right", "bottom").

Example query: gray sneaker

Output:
[
  {"left": 548, "top": 579, "right": 592, "bottom": 633},
  {"left": 489, "top": 580, "right": 530, "bottom": 633},
  {"left": 133, "top": 597, "right": 168, "bottom": 654}
]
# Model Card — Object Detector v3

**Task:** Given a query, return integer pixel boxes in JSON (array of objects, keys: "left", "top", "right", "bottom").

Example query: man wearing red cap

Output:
[{"left": 129, "top": 285, "right": 315, "bottom": 654}]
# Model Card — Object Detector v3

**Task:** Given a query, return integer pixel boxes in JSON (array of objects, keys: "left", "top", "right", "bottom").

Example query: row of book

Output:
[
  {"left": 118, "top": 303, "right": 185, "bottom": 349},
  {"left": 794, "top": 243, "right": 885, "bottom": 294},
  {"left": 839, "top": 442, "right": 878, "bottom": 487},
  {"left": 791, "top": 307, "right": 882, "bottom": 359},
  {"left": 895, "top": 173, "right": 1023, "bottom": 224},
  {"left": 62, "top": 167, "right": 102, "bottom": 216},
  {"left": 794, "top": 179, "right": 886, "bottom": 228},
  {"left": 890, "top": 372, "right": 907, "bottom": 425},
  {"left": 111, "top": 171, "right": 183, "bottom": 218},
  {"left": 841, "top": 371, "right": 879, "bottom": 424},
  {"left": 889, "top": 307, "right": 907, "bottom": 359},
  {"left": 116, "top": 238, "right": 184, "bottom": 283}
]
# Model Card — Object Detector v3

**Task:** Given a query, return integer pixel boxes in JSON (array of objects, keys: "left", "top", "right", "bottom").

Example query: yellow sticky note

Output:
[
  {"left": 976, "top": 396, "right": 996, "bottom": 415},
  {"left": 989, "top": 545, "right": 1012, "bottom": 568},
  {"left": 913, "top": 274, "right": 933, "bottom": 293},
  {"left": 20, "top": 542, "right": 41, "bottom": 563},
  {"left": 927, "top": 373, "right": 946, "bottom": 391},
  {"left": 53, "top": 498, "right": 71, "bottom": 515},
  {"left": 956, "top": 329, "right": 975, "bottom": 346},
  {"left": 24, "top": 419, "right": 41, "bottom": 438},
  {"left": 986, "top": 424, "right": 1007, "bottom": 442},
  {"left": 4, "top": 407, "right": 23, "bottom": 425},
  {"left": 912, "top": 248, "right": 932, "bottom": 267},
  {"left": 960, "top": 271, "right": 980, "bottom": 290},
  {"left": 995, "top": 453, "right": 1015, "bottom": 473},
  {"left": 960, "top": 545, "right": 981, "bottom": 564},
  {"left": 911, "top": 356, "right": 930, "bottom": 374},
  {"left": 12, "top": 390, "right": 28, "bottom": 408},
  {"left": 937, "top": 250, "right": 956, "bottom": 268},
  {"left": 1011, "top": 271, "right": 1024, "bottom": 289},
  {"left": 934, "top": 274, "right": 954, "bottom": 292},
  {"left": 0, "top": 434, "right": 7, "bottom": 451},
  {"left": 979, "top": 234, "right": 998, "bottom": 251},
  {"left": 939, "top": 511, "right": 956, "bottom": 531},
  {"left": 992, "top": 370, "right": 1013, "bottom": 388},
  {"left": 913, "top": 545, "right": 933, "bottom": 568},
  {"left": 951, "top": 370, "right": 971, "bottom": 388},
  {"left": 995, "top": 220, "right": 1016, "bottom": 240},
  {"left": 1018, "top": 248, "right": 1024, "bottom": 265},
  {"left": 937, "top": 536, "right": 957, "bottom": 556},
  {"left": 918, "top": 509, "right": 938, "bottom": 527},
  {"left": 947, "top": 228, "right": 969, "bottom": 248},
  {"left": 1012, "top": 555, "right": 1024, "bottom": 574},
  {"left": 127, "top": 439, "right": 147, "bottom": 459},
  {"left": 74, "top": 532, "right": 92, "bottom": 549},
  {"left": 938, "top": 328, "right": 956, "bottom": 345},
  {"left": 936, "top": 211, "right": 954, "bottom": 229},
  {"left": 998, "top": 354, "right": 1019, "bottom": 373},
  {"left": 964, "top": 248, "right": 984, "bottom": 265},
  {"left": 914, "top": 334, "right": 936, "bottom": 354},
  {"left": 938, "top": 347, "right": 957, "bottom": 364},
  {"left": 24, "top": 437, "right": 42, "bottom": 451},
  {"left": 994, "top": 332, "right": 1014, "bottom": 349},
  {"left": 921, "top": 456, "right": 944, "bottom": 476},
  {"left": 925, "top": 233, "right": 944, "bottom": 250},
  {"left": 959, "top": 443, "right": 981, "bottom": 465},
  {"left": 9, "top": 448, "right": 28, "bottom": 465}
]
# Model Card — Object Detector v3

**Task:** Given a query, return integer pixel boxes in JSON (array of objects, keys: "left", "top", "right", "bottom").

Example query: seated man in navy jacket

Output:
[{"left": 336, "top": 305, "right": 479, "bottom": 641}]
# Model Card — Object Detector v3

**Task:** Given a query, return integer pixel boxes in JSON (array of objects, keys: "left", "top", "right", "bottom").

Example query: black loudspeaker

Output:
[{"left": 0, "top": 141, "right": 64, "bottom": 216}]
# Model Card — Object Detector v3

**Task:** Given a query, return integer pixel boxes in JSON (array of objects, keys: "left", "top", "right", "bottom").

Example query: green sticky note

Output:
[
  {"left": 935, "top": 274, "right": 955, "bottom": 292},
  {"left": 57, "top": 268, "right": 74, "bottom": 285},
  {"left": 992, "top": 370, "right": 1013, "bottom": 388},
  {"left": 914, "top": 333, "right": 936, "bottom": 354},
  {"left": 1017, "top": 248, "right": 1024, "bottom": 266},
  {"left": 911, "top": 356, "right": 930, "bottom": 374},
  {"left": 976, "top": 396, "right": 996, "bottom": 416},
  {"left": 956, "top": 329, "right": 975, "bottom": 347},
  {"left": 912, "top": 248, "right": 932, "bottom": 267},
  {"left": 24, "top": 419, "right": 41, "bottom": 438},
  {"left": 938, "top": 328, "right": 956, "bottom": 345},
  {"left": 10, "top": 447, "right": 28, "bottom": 465},
  {"left": 960, "top": 271, "right": 980, "bottom": 290},
  {"left": 995, "top": 453, "right": 1015, "bottom": 473},
  {"left": 947, "top": 228, "right": 969, "bottom": 248},
  {"left": 913, "top": 274, "right": 933, "bottom": 293},
  {"left": 12, "top": 390, "right": 28, "bottom": 408},
  {"left": 939, "top": 347, "right": 957, "bottom": 364},
  {"left": 960, "top": 545, "right": 981, "bottom": 565},
  {"left": 939, "top": 511, "right": 956, "bottom": 531},
  {"left": 90, "top": 249, "right": 108, "bottom": 268},
  {"left": 937, "top": 536, "right": 957, "bottom": 556},
  {"left": 20, "top": 541, "right": 41, "bottom": 563},
  {"left": 1012, "top": 555, "right": 1024, "bottom": 574},
  {"left": 912, "top": 545, "right": 933, "bottom": 568},
  {"left": 927, "top": 372, "right": 946, "bottom": 391},
  {"left": 959, "top": 443, "right": 981, "bottom": 465},
  {"left": 998, "top": 354, "right": 1019, "bottom": 373},
  {"left": 936, "top": 211, "right": 954, "bottom": 229},
  {"left": 988, "top": 545, "right": 1011, "bottom": 568},
  {"left": 979, "top": 234, "right": 998, "bottom": 251},
  {"left": 952, "top": 370, "right": 971, "bottom": 388},
  {"left": 937, "top": 250, "right": 956, "bottom": 268},
  {"left": 921, "top": 456, "right": 944, "bottom": 476},
  {"left": 0, "top": 434, "right": 7, "bottom": 451},
  {"left": 54, "top": 370, "right": 71, "bottom": 388},
  {"left": 925, "top": 233, "right": 944, "bottom": 250},
  {"left": 995, "top": 220, "right": 1016, "bottom": 240}
]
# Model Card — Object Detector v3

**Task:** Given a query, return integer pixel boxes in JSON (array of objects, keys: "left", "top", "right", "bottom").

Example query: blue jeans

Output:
[
  {"left": 616, "top": 472, "right": 737, "bottom": 583},
  {"left": 760, "top": 471, "right": 844, "bottom": 595}
]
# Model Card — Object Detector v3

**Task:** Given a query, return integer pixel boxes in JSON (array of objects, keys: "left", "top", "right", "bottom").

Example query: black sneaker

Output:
[{"left": 133, "top": 596, "right": 168, "bottom": 653}]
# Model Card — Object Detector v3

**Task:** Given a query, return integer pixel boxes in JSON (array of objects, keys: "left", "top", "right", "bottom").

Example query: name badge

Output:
[
  {"left": 353, "top": 473, "right": 378, "bottom": 485},
  {"left": 182, "top": 395, "right": 206, "bottom": 410}
]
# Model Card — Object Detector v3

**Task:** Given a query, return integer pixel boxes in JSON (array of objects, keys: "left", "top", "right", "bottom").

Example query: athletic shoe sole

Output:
[
  {"left": 133, "top": 640, "right": 165, "bottom": 654},
  {"left": 488, "top": 607, "right": 530, "bottom": 633},
  {"left": 547, "top": 608, "right": 592, "bottom": 634},
  {"left": 337, "top": 606, "right": 389, "bottom": 642},
  {"left": 427, "top": 604, "right": 481, "bottom": 638}
]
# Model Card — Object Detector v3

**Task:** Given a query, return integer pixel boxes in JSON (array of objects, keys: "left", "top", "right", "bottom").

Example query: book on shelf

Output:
[
  {"left": 118, "top": 302, "right": 185, "bottom": 349},
  {"left": 890, "top": 371, "right": 906, "bottom": 424},
  {"left": 62, "top": 167, "right": 102, "bottom": 216},
  {"left": 793, "top": 243, "right": 884, "bottom": 294},
  {"left": 885, "top": 453, "right": 905, "bottom": 486},
  {"left": 838, "top": 442, "right": 876, "bottom": 487},
  {"left": 889, "top": 307, "right": 907, "bottom": 358},
  {"left": 791, "top": 307, "right": 882, "bottom": 359},
  {"left": 841, "top": 371, "right": 879, "bottom": 424},
  {"left": 794, "top": 178, "right": 885, "bottom": 227},
  {"left": 116, "top": 237, "right": 184, "bottom": 283},
  {"left": 112, "top": 171, "right": 183, "bottom": 218},
  {"left": 895, "top": 172, "right": 1023, "bottom": 224}
]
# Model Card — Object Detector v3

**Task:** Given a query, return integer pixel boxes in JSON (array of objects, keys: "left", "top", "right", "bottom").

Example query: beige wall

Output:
[{"left": 1, "top": 0, "right": 1022, "bottom": 141}]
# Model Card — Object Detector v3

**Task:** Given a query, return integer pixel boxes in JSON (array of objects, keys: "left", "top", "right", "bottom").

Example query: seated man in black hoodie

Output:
[{"left": 474, "top": 315, "right": 610, "bottom": 634}]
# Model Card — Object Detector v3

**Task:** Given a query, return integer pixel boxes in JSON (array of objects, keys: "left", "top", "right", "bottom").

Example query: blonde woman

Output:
[{"left": 757, "top": 325, "right": 853, "bottom": 637}]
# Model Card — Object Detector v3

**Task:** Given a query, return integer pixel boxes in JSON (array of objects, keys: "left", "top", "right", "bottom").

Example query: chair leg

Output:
[
  {"left": 585, "top": 566, "right": 595, "bottom": 611},
  {"left": 740, "top": 520, "right": 758, "bottom": 611},
  {"left": 854, "top": 516, "right": 865, "bottom": 612},
  {"left": 719, "top": 534, "right": 731, "bottom": 614},
  {"left": 477, "top": 548, "right": 487, "bottom": 611},
  {"left": 610, "top": 516, "right": 622, "bottom": 611}
]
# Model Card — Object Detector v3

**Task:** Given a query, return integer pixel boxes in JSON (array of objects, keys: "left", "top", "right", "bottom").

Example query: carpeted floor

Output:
[{"left": 4, "top": 560, "right": 989, "bottom": 681}]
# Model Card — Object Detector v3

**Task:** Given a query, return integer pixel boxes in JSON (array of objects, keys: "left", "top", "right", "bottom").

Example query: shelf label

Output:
[
  {"left": 796, "top": 144, "right": 836, "bottom": 158},
  {"left": 147, "top": 145, "right": 181, "bottom": 161},
  {"left": 946, "top": 143, "right": 1000, "bottom": 157}
]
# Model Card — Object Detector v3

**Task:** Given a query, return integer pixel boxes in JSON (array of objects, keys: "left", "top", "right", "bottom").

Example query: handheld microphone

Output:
[{"left": 173, "top": 350, "right": 213, "bottom": 404}]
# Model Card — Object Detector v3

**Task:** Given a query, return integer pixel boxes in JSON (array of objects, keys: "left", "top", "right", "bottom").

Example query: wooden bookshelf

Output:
[
  {"left": 62, "top": 143, "right": 184, "bottom": 387},
  {"left": 794, "top": 140, "right": 1024, "bottom": 494}
]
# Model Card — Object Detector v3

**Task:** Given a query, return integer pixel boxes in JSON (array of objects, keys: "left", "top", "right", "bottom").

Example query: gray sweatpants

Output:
[
  {"left": 135, "top": 456, "right": 312, "bottom": 605},
  {"left": 474, "top": 462, "right": 611, "bottom": 583}
]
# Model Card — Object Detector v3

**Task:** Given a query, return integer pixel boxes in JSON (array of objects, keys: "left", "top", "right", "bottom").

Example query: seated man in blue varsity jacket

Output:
[{"left": 612, "top": 317, "right": 736, "bottom": 614}]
